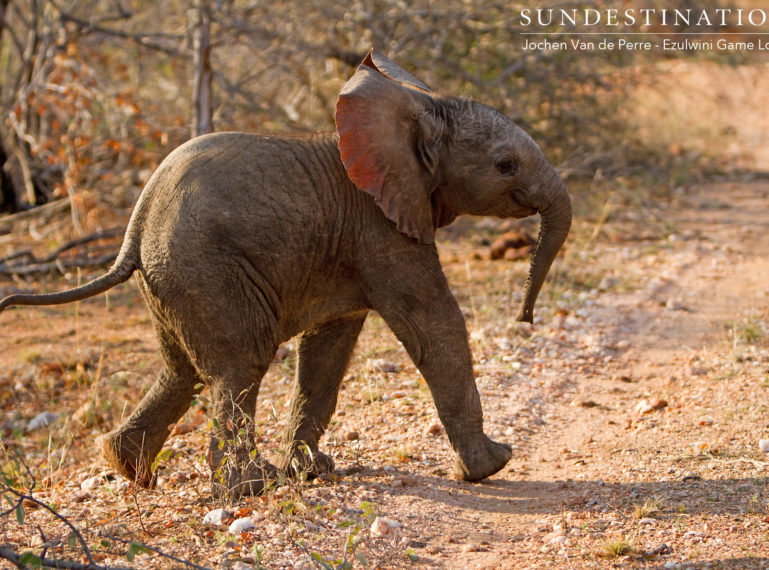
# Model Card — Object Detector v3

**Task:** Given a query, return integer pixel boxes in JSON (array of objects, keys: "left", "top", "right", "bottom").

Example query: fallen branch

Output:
[
  {"left": 98, "top": 534, "right": 212, "bottom": 570},
  {"left": 0, "top": 252, "right": 118, "bottom": 276},
  {"left": 0, "top": 450, "right": 210, "bottom": 570},
  {"left": 709, "top": 456, "right": 769, "bottom": 469},
  {"left": 39, "top": 228, "right": 124, "bottom": 264},
  {"left": 0, "top": 199, "right": 71, "bottom": 234},
  {"left": 0, "top": 545, "right": 132, "bottom": 570},
  {"left": 3, "top": 486, "right": 96, "bottom": 565},
  {"left": 0, "top": 228, "right": 123, "bottom": 276}
]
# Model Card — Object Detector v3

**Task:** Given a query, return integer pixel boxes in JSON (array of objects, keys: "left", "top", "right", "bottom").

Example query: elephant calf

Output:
[{"left": 0, "top": 50, "right": 571, "bottom": 497}]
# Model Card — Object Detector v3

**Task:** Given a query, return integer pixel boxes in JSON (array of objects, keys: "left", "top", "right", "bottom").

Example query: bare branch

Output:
[
  {"left": 0, "top": 226, "right": 122, "bottom": 275},
  {"left": 0, "top": 251, "right": 117, "bottom": 275},
  {"left": 56, "top": 10, "right": 183, "bottom": 55},
  {"left": 0, "top": 197, "right": 70, "bottom": 233},
  {"left": 0, "top": 467, "right": 211, "bottom": 570},
  {"left": 2, "top": 485, "right": 96, "bottom": 565},
  {"left": 98, "top": 534, "right": 213, "bottom": 570},
  {"left": 38, "top": 226, "right": 123, "bottom": 263},
  {"left": 0, "top": 544, "right": 133, "bottom": 570},
  {"left": 0, "top": 546, "right": 29, "bottom": 570}
]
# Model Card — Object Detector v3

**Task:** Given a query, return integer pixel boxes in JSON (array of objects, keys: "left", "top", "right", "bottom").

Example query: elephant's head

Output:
[{"left": 336, "top": 50, "right": 571, "bottom": 323}]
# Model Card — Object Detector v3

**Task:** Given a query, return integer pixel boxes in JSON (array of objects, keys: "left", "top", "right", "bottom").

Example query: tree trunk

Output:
[
  {"left": 0, "top": 0, "right": 20, "bottom": 213},
  {"left": 0, "top": 137, "right": 17, "bottom": 213},
  {"left": 191, "top": 1, "right": 213, "bottom": 137}
]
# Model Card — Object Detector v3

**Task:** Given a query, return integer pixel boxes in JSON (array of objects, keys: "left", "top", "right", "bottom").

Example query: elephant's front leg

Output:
[
  {"left": 279, "top": 312, "right": 367, "bottom": 477},
  {"left": 363, "top": 249, "right": 512, "bottom": 481}
]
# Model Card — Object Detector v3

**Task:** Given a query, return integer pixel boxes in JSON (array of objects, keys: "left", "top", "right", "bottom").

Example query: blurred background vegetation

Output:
[{"left": 0, "top": 0, "right": 765, "bottom": 235}]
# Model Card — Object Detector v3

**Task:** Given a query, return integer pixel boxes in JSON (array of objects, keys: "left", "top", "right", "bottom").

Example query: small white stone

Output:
[
  {"left": 27, "top": 412, "right": 59, "bottom": 432},
  {"left": 598, "top": 276, "right": 619, "bottom": 291},
  {"left": 547, "top": 532, "right": 568, "bottom": 545},
  {"left": 552, "top": 520, "right": 567, "bottom": 533},
  {"left": 370, "top": 517, "right": 400, "bottom": 539},
  {"left": 367, "top": 359, "right": 401, "bottom": 374},
  {"left": 759, "top": 439, "right": 769, "bottom": 453},
  {"left": 228, "top": 517, "right": 256, "bottom": 534},
  {"left": 635, "top": 399, "right": 653, "bottom": 415},
  {"left": 80, "top": 475, "right": 103, "bottom": 491},
  {"left": 203, "top": 507, "right": 232, "bottom": 526},
  {"left": 665, "top": 299, "right": 685, "bottom": 311},
  {"left": 687, "top": 441, "right": 710, "bottom": 455}
]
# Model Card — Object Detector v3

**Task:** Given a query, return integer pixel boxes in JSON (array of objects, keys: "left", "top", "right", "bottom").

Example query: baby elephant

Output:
[{"left": 0, "top": 50, "right": 571, "bottom": 497}]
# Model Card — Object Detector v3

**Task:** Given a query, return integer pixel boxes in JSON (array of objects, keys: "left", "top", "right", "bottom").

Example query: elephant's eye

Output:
[{"left": 495, "top": 158, "right": 518, "bottom": 176}]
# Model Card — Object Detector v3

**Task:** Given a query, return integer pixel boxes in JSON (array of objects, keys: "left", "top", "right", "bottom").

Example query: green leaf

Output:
[
  {"left": 405, "top": 548, "right": 419, "bottom": 561},
  {"left": 67, "top": 532, "right": 77, "bottom": 548},
  {"left": 278, "top": 500, "right": 295, "bottom": 515},
  {"left": 126, "top": 541, "right": 150, "bottom": 562},
  {"left": 16, "top": 502, "right": 24, "bottom": 524},
  {"left": 336, "top": 562, "right": 352, "bottom": 570},
  {"left": 151, "top": 447, "right": 174, "bottom": 471},
  {"left": 359, "top": 501, "right": 376, "bottom": 519},
  {"left": 19, "top": 552, "right": 42, "bottom": 567},
  {"left": 357, "top": 552, "right": 370, "bottom": 568},
  {"left": 100, "top": 539, "right": 112, "bottom": 548},
  {"left": 310, "top": 552, "right": 334, "bottom": 570},
  {"left": 337, "top": 520, "right": 355, "bottom": 528}
]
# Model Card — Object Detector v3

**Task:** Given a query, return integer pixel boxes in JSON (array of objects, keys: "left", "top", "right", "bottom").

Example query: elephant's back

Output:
[{"left": 132, "top": 131, "right": 369, "bottom": 310}]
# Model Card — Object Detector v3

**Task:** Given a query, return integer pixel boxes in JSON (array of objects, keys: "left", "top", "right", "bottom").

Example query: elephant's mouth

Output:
[{"left": 507, "top": 192, "right": 537, "bottom": 218}]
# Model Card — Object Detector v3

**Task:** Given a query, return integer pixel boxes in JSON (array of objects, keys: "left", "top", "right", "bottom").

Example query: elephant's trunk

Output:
[{"left": 516, "top": 175, "right": 572, "bottom": 324}]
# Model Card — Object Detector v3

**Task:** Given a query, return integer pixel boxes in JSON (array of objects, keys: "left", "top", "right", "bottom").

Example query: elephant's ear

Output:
[
  {"left": 363, "top": 50, "right": 432, "bottom": 92},
  {"left": 335, "top": 49, "right": 440, "bottom": 244}
]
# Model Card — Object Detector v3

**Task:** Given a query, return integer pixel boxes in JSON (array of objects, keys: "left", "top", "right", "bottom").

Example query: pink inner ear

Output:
[
  {"left": 335, "top": 60, "right": 437, "bottom": 244},
  {"left": 335, "top": 95, "right": 386, "bottom": 199}
]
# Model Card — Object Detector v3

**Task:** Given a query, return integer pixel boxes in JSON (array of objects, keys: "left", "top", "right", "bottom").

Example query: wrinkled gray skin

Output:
[{"left": 0, "top": 51, "right": 571, "bottom": 497}]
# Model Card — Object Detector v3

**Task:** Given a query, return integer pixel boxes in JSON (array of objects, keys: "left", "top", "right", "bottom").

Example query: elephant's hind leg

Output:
[
  {"left": 97, "top": 325, "right": 202, "bottom": 487},
  {"left": 279, "top": 312, "right": 367, "bottom": 478},
  {"left": 206, "top": 369, "right": 276, "bottom": 499}
]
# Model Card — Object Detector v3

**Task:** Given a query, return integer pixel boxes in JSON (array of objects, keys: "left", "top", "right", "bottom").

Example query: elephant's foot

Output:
[
  {"left": 278, "top": 444, "right": 335, "bottom": 479},
  {"left": 211, "top": 457, "right": 279, "bottom": 499},
  {"left": 452, "top": 435, "right": 512, "bottom": 482},
  {"left": 96, "top": 429, "right": 156, "bottom": 488}
]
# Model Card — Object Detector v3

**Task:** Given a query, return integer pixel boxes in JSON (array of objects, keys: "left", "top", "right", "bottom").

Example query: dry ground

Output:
[{"left": 2, "top": 66, "right": 769, "bottom": 569}]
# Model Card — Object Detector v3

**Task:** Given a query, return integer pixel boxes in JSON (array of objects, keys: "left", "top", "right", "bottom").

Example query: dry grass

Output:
[
  {"left": 633, "top": 498, "right": 664, "bottom": 520},
  {"left": 599, "top": 537, "right": 634, "bottom": 559}
]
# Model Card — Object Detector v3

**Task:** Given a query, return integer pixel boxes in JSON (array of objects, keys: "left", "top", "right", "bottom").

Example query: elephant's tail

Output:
[{"left": 0, "top": 230, "right": 139, "bottom": 312}]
